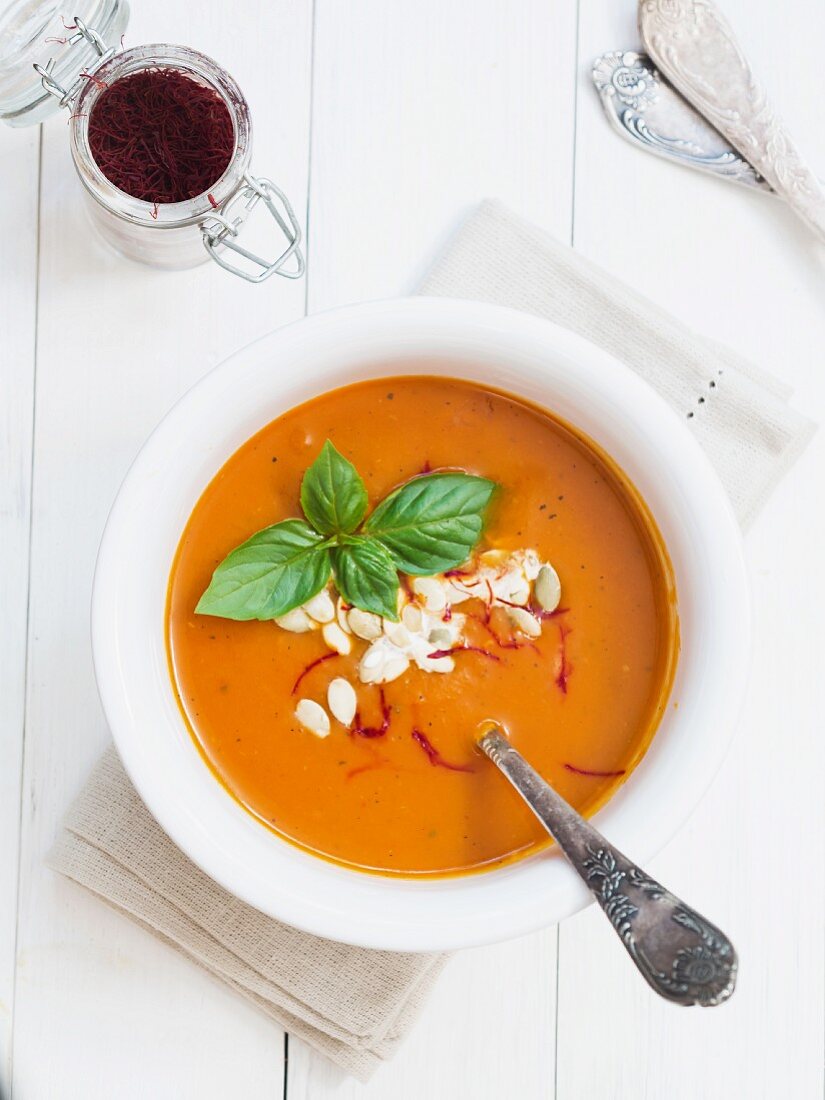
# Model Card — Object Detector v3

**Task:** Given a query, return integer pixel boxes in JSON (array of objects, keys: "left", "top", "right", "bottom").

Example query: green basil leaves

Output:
[
  {"left": 331, "top": 538, "right": 399, "bottom": 621},
  {"left": 364, "top": 472, "right": 496, "bottom": 575},
  {"left": 300, "top": 440, "right": 368, "bottom": 536},
  {"left": 195, "top": 520, "right": 330, "bottom": 621},
  {"left": 196, "top": 440, "right": 496, "bottom": 623}
]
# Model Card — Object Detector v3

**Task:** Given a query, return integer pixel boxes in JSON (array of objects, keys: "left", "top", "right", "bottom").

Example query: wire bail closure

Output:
[
  {"left": 33, "top": 17, "right": 117, "bottom": 108},
  {"left": 201, "top": 173, "right": 305, "bottom": 284}
]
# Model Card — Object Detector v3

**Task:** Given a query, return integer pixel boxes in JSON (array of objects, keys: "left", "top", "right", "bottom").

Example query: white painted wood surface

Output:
[
  {"left": 0, "top": 119, "right": 38, "bottom": 1091},
  {"left": 1, "top": 1, "right": 822, "bottom": 1097}
]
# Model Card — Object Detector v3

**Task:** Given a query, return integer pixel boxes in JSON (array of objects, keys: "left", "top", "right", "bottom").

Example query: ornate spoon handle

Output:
[
  {"left": 639, "top": 0, "right": 825, "bottom": 244},
  {"left": 592, "top": 51, "right": 772, "bottom": 193},
  {"left": 478, "top": 728, "right": 737, "bottom": 1006}
]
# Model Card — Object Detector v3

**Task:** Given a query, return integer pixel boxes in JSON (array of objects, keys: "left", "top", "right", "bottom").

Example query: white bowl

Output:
[{"left": 92, "top": 297, "right": 749, "bottom": 952}]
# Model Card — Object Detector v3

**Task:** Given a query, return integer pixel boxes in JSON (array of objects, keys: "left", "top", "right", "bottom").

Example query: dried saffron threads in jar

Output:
[{"left": 87, "top": 68, "right": 235, "bottom": 204}]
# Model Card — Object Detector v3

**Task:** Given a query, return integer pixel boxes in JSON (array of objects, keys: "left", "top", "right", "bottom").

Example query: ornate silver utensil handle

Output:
[
  {"left": 593, "top": 51, "right": 770, "bottom": 192},
  {"left": 639, "top": 0, "right": 825, "bottom": 245},
  {"left": 478, "top": 728, "right": 737, "bottom": 1007}
]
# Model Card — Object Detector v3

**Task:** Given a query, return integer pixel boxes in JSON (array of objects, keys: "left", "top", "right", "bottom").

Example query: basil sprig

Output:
[
  {"left": 299, "top": 440, "right": 367, "bottom": 535},
  {"left": 196, "top": 440, "right": 495, "bottom": 622},
  {"left": 364, "top": 472, "right": 497, "bottom": 575},
  {"left": 195, "top": 520, "right": 330, "bottom": 621},
  {"left": 330, "top": 538, "right": 399, "bottom": 617}
]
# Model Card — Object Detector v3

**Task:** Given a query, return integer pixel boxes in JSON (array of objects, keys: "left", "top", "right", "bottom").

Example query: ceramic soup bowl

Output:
[{"left": 92, "top": 297, "right": 749, "bottom": 951}]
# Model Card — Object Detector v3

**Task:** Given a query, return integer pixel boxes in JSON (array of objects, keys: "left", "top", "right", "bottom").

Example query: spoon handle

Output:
[
  {"left": 478, "top": 729, "right": 737, "bottom": 1006},
  {"left": 639, "top": 0, "right": 825, "bottom": 245}
]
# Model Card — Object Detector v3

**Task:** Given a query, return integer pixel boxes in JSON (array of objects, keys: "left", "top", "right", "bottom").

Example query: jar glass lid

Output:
[{"left": 0, "top": 0, "right": 129, "bottom": 126}]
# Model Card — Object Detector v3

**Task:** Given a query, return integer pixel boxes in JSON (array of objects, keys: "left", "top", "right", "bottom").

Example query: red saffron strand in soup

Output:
[
  {"left": 563, "top": 762, "right": 626, "bottom": 778},
  {"left": 291, "top": 651, "right": 339, "bottom": 695},
  {"left": 531, "top": 604, "right": 569, "bottom": 622},
  {"left": 483, "top": 579, "right": 495, "bottom": 622},
  {"left": 351, "top": 688, "right": 392, "bottom": 738},
  {"left": 88, "top": 68, "right": 234, "bottom": 204},
  {"left": 469, "top": 612, "right": 540, "bottom": 654},
  {"left": 411, "top": 729, "right": 475, "bottom": 773},
  {"left": 494, "top": 595, "right": 526, "bottom": 610},
  {"left": 346, "top": 746, "right": 389, "bottom": 780},
  {"left": 346, "top": 759, "right": 387, "bottom": 780},
  {"left": 556, "top": 621, "right": 573, "bottom": 694},
  {"left": 427, "top": 646, "right": 500, "bottom": 662}
]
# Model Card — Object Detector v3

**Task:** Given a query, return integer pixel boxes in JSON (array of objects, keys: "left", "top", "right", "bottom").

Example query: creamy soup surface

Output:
[{"left": 167, "top": 376, "right": 678, "bottom": 876}]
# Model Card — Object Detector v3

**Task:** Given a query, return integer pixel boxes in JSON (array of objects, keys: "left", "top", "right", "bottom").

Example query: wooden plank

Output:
[
  {"left": 0, "top": 121, "right": 39, "bottom": 1092},
  {"left": 556, "top": 3, "right": 825, "bottom": 1098},
  {"left": 304, "top": 0, "right": 577, "bottom": 309},
  {"left": 287, "top": 932, "right": 556, "bottom": 1100},
  {"left": 9, "top": 3, "right": 312, "bottom": 1096},
  {"left": 288, "top": 1, "right": 577, "bottom": 1094}
]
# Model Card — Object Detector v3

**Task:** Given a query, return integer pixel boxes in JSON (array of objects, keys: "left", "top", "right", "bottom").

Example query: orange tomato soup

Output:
[{"left": 167, "top": 377, "right": 678, "bottom": 876}]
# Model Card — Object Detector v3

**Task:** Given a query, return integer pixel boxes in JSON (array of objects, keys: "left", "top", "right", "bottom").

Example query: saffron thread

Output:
[
  {"left": 88, "top": 68, "right": 235, "bottom": 205},
  {"left": 346, "top": 748, "right": 388, "bottom": 780},
  {"left": 411, "top": 729, "right": 474, "bottom": 773},
  {"left": 556, "top": 621, "right": 573, "bottom": 694},
  {"left": 79, "top": 71, "right": 107, "bottom": 89},
  {"left": 469, "top": 612, "right": 540, "bottom": 654},
  {"left": 563, "top": 763, "right": 625, "bottom": 778},
  {"left": 428, "top": 646, "right": 500, "bottom": 662},
  {"left": 531, "top": 604, "right": 569, "bottom": 622},
  {"left": 351, "top": 687, "right": 392, "bottom": 738},
  {"left": 291, "top": 652, "right": 338, "bottom": 695},
  {"left": 483, "top": 578, "right": 494, "bottom": 623}
]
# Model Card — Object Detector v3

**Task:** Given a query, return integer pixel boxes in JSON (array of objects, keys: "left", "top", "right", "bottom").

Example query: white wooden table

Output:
[{"left": 2, "top": 2, "right": 823, "bottom": 1097}]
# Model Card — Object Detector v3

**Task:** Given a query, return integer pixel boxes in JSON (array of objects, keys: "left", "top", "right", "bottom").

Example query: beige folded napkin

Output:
[
  {"left": 49, "top": 201, "right": 814, "bottom": 1081},
  {"left": 420, "top": 201, "right": 815, "bottom": 529},
  {"left": 49, "top": 748, "right": 448, "bottom": 1081}
]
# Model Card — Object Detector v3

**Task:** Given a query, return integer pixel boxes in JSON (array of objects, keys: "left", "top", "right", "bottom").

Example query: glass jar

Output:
[{"left": 0, "top": 1, "right": 304, "bottom": 282}]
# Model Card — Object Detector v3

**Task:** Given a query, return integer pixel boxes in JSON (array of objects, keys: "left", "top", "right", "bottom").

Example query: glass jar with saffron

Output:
[{"left": 0, "top": 1, "right": 304, "bottom": 282}]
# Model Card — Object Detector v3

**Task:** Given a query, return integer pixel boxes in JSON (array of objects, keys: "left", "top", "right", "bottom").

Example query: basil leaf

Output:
[
  {"left": 331, "top": 538, "right": 400, "bottom": 621},
  {"left": 196, "top": 519, "right": 330, "bottom": 620},
  {"left": 300, "top": 440, "right": 368, "bottom": 536},
  {"left": 364, "top": 472, "right": 496, "bottom": 574}
]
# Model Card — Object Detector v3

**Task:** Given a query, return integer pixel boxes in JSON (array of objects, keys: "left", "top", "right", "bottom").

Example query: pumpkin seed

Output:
[
  {"left": 327, "top": 678, "right": 357, "bottom": 727},
  {"left": 534, "top": 564, "right": 561, "bottom": 612},
  {"left": 295, "top": 698, "right": 331, "bottom": 738}
]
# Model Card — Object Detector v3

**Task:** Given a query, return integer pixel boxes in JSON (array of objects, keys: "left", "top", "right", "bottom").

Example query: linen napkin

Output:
[
  {"left": 49, "top": 200, "right": 815, "bottom": 1081},
  {"left": 48, "top": 748, "right": 448, "bottom": 1081},
  {"left": 420, "top": 201, "right": 815, "bottom": 529}
]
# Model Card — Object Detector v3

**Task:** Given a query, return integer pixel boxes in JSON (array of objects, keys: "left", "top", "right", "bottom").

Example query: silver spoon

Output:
[
  {"left": 639, "top": 0, "right": 825, "bottom": 246},
  {"left": 477, "top": 727, "right": 737, "bottom": 1006}
]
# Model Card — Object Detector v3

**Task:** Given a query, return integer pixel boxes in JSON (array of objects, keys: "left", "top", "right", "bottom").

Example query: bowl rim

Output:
[{"left": 91, "top": 296, "right": 750, "bottom": 951}]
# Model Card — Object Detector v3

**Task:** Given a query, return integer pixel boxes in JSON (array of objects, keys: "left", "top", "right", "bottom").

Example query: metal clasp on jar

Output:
[
  {"left": 200, "top": 173, "right": 305, "bottom": 283},
  {"left": 33, "top": 17, "right": 117, "bottom": 108}
]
